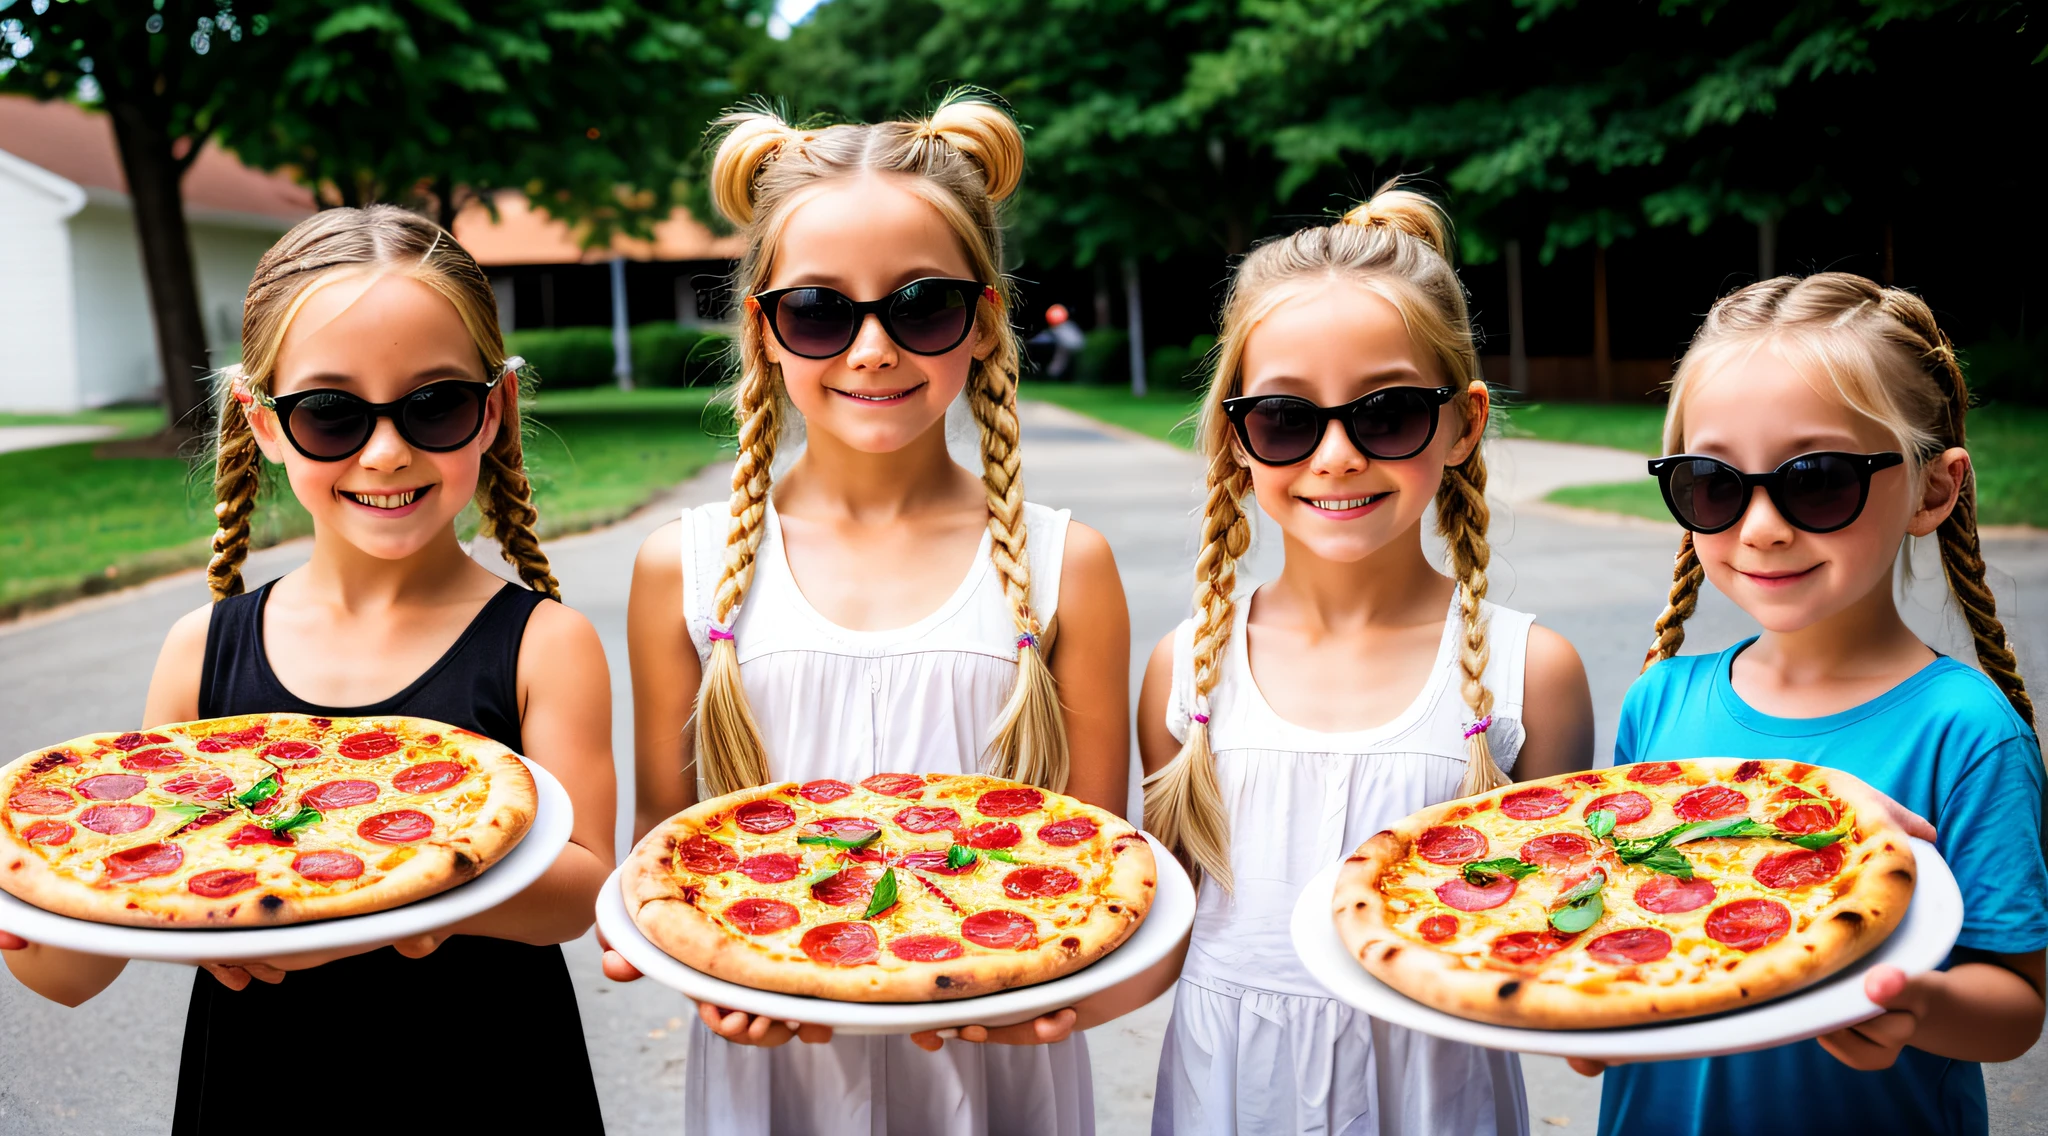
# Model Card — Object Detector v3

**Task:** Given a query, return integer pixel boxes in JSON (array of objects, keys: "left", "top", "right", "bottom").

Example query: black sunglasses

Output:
[
  {"left": 750, "top": 277, "right": 994, "bottom": 360},
  {"left": 1220, "top": 386, "right": 1457, "bottom": 466},
  {"left": 1647, "top": 451, "right": 1905, "bottom": 534},
  {"left": 259, "top": 378, "right": 499, "bottom": 462}
]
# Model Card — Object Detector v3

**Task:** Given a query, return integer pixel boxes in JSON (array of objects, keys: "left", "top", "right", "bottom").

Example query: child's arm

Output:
[
  {"left": 1510, "top": 625, "right": 1594, "bottom": 780},
  {"left": 1043, "top": 524, "right": 1130, "bottom": 816},
  {"left": 1819, "top": 951, "right": 2046, "bottom": 1069},
  {"left": 627, "top": 521, "right": 702, "bottom": 846}
]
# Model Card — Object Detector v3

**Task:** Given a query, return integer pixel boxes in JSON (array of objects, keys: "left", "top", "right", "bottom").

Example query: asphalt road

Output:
[{"left": 3, "top": 400, "right": 2045, "bottom": 1134}]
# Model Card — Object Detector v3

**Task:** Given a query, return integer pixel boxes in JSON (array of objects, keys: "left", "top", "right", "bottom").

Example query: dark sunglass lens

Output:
[
  {"left": 401, "top": 384, "right": 487, "bottom": 449},
  {"left": 1669, "top": 459, "right": 1746, "bottom": 530},
  {"left": 287, "top": 392, "right": 374, "bottom": 458},
  {"left": 1243, "top": 398, "right": 1319, "bottom": 463},
  {"left": 1349, "top": 389, "right": 1434, "bottom": 458},
  {"left": 1778, "top": 455, "right": 1864, "bottom": 530},
  {"left": 887, "top": 282, "right": 973, "bottom": 354},
  {"left": 775, "top": 289, "right": 856, "bottom": 357}
]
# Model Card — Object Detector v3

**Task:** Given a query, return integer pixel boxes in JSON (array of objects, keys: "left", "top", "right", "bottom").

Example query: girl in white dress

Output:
[
  {"left": 604, "top": 96, "right": 1143, "bottom": 1136},
  {"left": 1139, "top": 185, "right": 1596, "bottom": 1135}
]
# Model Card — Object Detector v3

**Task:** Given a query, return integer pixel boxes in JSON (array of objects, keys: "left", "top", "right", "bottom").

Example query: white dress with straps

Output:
[
  {"left": 1152, "top": 587, "right": 1534, "bottom": 1136},
  {"left": 677, "top": 498, "right": 1094, "bottom": 1136}
]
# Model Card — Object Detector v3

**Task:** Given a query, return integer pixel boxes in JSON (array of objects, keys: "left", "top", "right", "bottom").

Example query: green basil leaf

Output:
[
  {"left": 797, "top": 865, "right": 842, "bottom": 890},
  {"left": 797, "top": 829, "right": 881, "bottom": 852},
  {"left": 1637, "top": 845, "right": 1695, "bottom": 879},
  {"left": 159, "top": 804, "right": 207, "bottom": 832},
  {"left": 981, "top": 848, "right": 1021, "bottom": 864},
  {"left": 946, "top": 844, "right": 977, "bottom": 870},
  {"left": 233, "top": 776, "right": 280, "bottom": 810},
  {"left": 863, "top": 867, "right": 899, "bottom": 920},
  {"left": 1461, "top": 857, "right": 1542, "bottom": 886},
  {"left": 267, "top": 807, "right": 323, "bottom": 837},
  {"left": 1585, "top": 809, "right": 1617, "bottom": 840},
  {"left": 1549, "top": 891, "right": 1605, "bottom": 934},
  {"left": 1555, "top": 868, "right": 1607, "bottom": 908},
  {"left": 1780, "top": 822, "right": 1852, "bottom": 851},
  {"left": 1669, "top": 816, "right": 1775, "bottom": 845}
]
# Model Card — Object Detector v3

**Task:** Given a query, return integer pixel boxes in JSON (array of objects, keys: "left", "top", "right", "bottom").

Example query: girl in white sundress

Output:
[
  {"left": 1138, "top": 185, "right": 1596, "bottom": 1135},
  {"left": 601, "top": 95, "right": 1148, "bottom": 1136}
]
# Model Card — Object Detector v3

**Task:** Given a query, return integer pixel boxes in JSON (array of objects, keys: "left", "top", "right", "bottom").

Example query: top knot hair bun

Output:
[
  {"left": 1341, "top": 183, "right": 1455, "bottom": 262},
  {"left": 709, "top": 110, "right": 807, "bottom": 226},
  {"left": 918, "top": 97, "right": 1025, "bottom": 203}
]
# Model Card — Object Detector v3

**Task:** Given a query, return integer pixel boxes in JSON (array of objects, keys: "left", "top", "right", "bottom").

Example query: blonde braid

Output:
[
  {"left": 970, "top": 349, "right": 1071, "bottom": 791},
  {"left": 695, "top": 365, "right": 783, "bottom": 795},
  {"left": 207, "top": 371, "right": 263, "bottom": 602},
  {"left": 478, "top": 441, "right": 560, "bottom": 601},
  {"left": 1644, "top": 532, "right": 1704, "bottom": 671},
  {"left": 1141, "top": 452, "right": 1251, "bottom": 890},
  {"left": 1437, "top": 451, "right": 1510, "bottom": 797}
]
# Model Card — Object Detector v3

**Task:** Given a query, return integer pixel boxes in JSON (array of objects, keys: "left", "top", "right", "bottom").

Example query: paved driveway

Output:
[{"left": 2, "top": 401, "right": 2044, "bottom": 1134}]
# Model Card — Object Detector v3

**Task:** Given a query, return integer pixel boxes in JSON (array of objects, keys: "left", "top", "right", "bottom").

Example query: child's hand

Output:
[
  {"left": 597, "top": 928, "right": 644, "bottom": 982},
  {"left": 1817, "top": 965, "right": 1929, "bottom": 1070},
  {"left": 202, "top": 932, "right": 447, "bottom": 988},
  {"left": 909, "top": 1008, "right": 1078, "bottom": 1051},
  {"left": 1566, "top": 1057, "right": 1619, "bottom": 1076},
  {"left": 201, "top": 961, "right": 287, "bottom": 991},
  {"left": 1, "top": 931, "right": 26, "bottom": 950},
  {"left": 697, "top": 1000, "right": 833, "bottom": 1047},
  {"left": 1866, "top": 790, "right": 1937, "bottom": 843}
]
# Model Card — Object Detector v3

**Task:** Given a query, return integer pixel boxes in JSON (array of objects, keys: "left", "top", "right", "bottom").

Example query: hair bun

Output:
[
  {"left": 710, "top": 110, "right": 806, "bottom": 226},
  {"left": 1341, "top": 184, "right": 1454, "bottom": 262},
  {"left": 923, "top": 96, "right": 1024, "bottom": 203}
]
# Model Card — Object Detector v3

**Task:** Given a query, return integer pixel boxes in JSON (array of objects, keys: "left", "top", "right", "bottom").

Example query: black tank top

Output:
[{"left": 173, "top": 580, "right": 603, "bottom": 1135}]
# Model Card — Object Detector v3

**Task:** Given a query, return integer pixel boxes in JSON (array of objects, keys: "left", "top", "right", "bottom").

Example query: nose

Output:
[
  {"left": 844, "top": 313, "right": 898, "bottom": 371},
  {"left": 356, "top": 413, "right": 412, "bottom": 471},
  {"left": 1307, "top": 418, "right": 1367, "bottom": 475},
  {"left": 1736, "top": 485, "right": 1793, "bottom": 547}
]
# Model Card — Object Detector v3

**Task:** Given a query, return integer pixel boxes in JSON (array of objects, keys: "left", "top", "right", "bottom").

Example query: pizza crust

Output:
[
  {"left": 623, "top": 779, "right": 1156, "bottom": 1002},
  {"left": 1333, "top": 760, "right": 1917, "bottom": 1029}
]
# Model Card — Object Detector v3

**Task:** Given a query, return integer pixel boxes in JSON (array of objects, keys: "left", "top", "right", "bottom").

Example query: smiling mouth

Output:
[
  {"left": 831, "top": 384, "right": 924, "bottom": 403},
  {"left": 1300, "top": 493, "right": 1391, "bottom": 511},
  {"left": 1738, "top": 565, "right": 1819, "bottom": 584},
  {"left": 342, "top": 488, "right": 426, "bottom": 510}
]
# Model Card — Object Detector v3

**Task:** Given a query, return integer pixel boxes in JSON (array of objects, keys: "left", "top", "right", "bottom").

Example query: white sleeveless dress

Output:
[
  {"left": 677, "top": 498, "right": 1094, "bottom": 1136},
  {"left": 1152, "top": 587, "right": 1535, "bottom": 1136}
]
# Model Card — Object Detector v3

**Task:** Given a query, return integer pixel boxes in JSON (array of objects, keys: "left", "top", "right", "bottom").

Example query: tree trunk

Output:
[
  {"left": 610, "top": 257, "right": 634, "bottom": 390},
  {"left": 1505, "top": 239, "right": 1529, "bottom": 394},
  {"left": 1757, "top": 217, "right": 1778, "bottom": 280},
  {"left": 433, "top": 173, "right": 459, "bottom": 233},
  {"left": 1123, "top": 256, "right": 1148, "bottom": 398},
  {"left": 1592, "top": 245, "right": 1612, "bottom": 401},
  {"left": 1093, "top": 261, "right": 1114, "bottom": 331},
  {"left": 106, "top": 96, "right": 210, "bottom": 444}
]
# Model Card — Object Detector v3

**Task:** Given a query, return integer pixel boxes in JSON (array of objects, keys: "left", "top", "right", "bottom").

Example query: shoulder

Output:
[
  {"left": 1916, "top": 657, "right": 2033, "bottom": 737},
  {"left": 1057, "top": 519, "right": 1117, "bottom": 584},
  {"left": 517, "top": 598, "right": 610, "bottom": 691},
  {"left": 162, "top": 601, "right": 215, "bottom": 658},
  {"left": 633, "top": 519, "right": 686, "bottom": 589}
]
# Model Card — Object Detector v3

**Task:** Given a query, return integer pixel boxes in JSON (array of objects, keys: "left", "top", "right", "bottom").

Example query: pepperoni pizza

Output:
[
  {"left": 1334, "top": 759, "right": 1916, "bottom": 1028},
  {"left": 621, "top": 773, "right": 1156, "bottom": 1001},
  {"left": 0, "top": 714, "right": 535, "bottom": 928}
]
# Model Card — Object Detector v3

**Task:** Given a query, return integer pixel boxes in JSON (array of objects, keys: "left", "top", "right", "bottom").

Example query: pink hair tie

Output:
[
  {"left": 1462, "top": 715, "right": 1493, "bottom": 740},
  {"left": 1192, "top": 713, "right": 1210, "bottom": 725},
  {"left": 1015, "top": 632, "right": 1038, "bottom": 650},
  {"left": 707, "top": 623, "right": 735, "bottom": 643}
]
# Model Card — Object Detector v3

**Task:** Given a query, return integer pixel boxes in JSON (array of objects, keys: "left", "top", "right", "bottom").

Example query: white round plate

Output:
[
  {"left": 598, "top": 831, "right": 1196, "bottom": 1035},
  {"left": 1289, "top": 836, "right": 1961, "bottom": 1061},
  {"left": 0, "top": 756, "right": 572, "bottom": 963}
]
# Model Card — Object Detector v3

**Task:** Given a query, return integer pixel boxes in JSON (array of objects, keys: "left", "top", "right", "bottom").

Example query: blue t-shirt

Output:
[{"left": 1598, "top": 640, "right": 2048, "bottom": 1136}]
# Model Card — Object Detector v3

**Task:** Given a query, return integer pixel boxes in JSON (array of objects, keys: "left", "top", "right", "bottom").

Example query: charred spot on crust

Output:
[
  {"left": 260, "top": 895, "right": 285, "bottom": 912},
  {"left": 679, "top": 885, "right": 701, "bottom": 905},
  {"left": 1382, "top": 946, "right": 1401, "bottom": 962},
  {"left": 658, "top": 855, "right": 673, "bottom": 870},
  {"left": 935, "top": 976, "right": 952, "bottom": 988},
  {"left": 1061, "top": 937, "right": 1080, "bottom": 951},
  {"left": 1354, "top": 901, "right": 1367, "bottom": 910},
  {"left": 1497, "top": 981, "right": 1521, "bottom": 999},
  {"left": 1832, "top": 911, "right": 1866, "bottom": 929},
  {"left": 451, "top": 851, "right": 477, "bottom": 877},
  {"left": 1740, "top": 987, "right": 1751, "bottom": 998}
]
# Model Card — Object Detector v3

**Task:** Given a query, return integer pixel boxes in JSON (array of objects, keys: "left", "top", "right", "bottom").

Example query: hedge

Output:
[{"left": 504, "top": 324, "right": 734, "bottom": 391}]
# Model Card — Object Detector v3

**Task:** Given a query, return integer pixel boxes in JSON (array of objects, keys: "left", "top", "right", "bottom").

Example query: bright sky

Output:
[{"left": 770, "top": 0, "right": 828, "bottom": 39}]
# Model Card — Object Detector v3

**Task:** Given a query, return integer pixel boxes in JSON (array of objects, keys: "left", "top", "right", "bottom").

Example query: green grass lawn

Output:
[
  {"left": 0, "top": 388, "right": 729, "bottom": 616},
  {"left": 1017, "top": 380, "right": 1203, "bottom": 448}
]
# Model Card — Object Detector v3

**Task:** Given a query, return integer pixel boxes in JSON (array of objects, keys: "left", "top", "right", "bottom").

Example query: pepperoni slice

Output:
[
  {"left": 1734, "top": 760, "right": 1764, "bottom": 781},
  {"left": 800, "top": 922, "right": 880, "bottom": 966},
  {"left": 187, "top": 870, "right": 260, "bottom": 899},
  {"left": 1489, "top": 930, "right": 1579, "bottom": 966},
  {"left": 1633, "top": 875, "right": 1717, "bottom": 914},
  {"left": 812, "top": 867, "right": 879, "bottom": 906},
  {"left": 1037, "top": 817, "right": 1099, "bottom": 847},
  {"left": 105, "top": 843, "right": 182, "bottom": 882},
  {"left": 302, "top": 780, "right": 380, "bottom": 810},
  {"left": 22, "top": 820, "right": 73, "bottom": 845},
  {"left": 29, "top": 751, "right": 79, "bottom": 774},
  {"left": 1627, "top": 762, "right": 1684, "bottom": 785},
  {"left": 75, "top": 774, "right": 147, "bottom": 801},
  {"left": 78, "top": 804, "right": 153, "bottom": 835},
  {"left": 1417, "top": 825, "right": 1488, "bottom": 865},
  {"left": 797, "top": 779, "right": 855, "bottom": 804},
  {"left": 196, "top": 726, "right": 266, "bottom": 753},
  {"left": 161, "top": 770, "right": 234, "bottom": 801},
  {"left": 1674, "top": 785, "right": 1749, "bottom": 822},
  {"left": 1434, "top": 876, "right": 1518, "bottom": 911},
  {"left": 890, "top": 934, "right": 965, "bottom": 962},
  {"left": 725, "top": 898, "right": 801, "bottom": 935},
  {"left": 1584, "top": 791, "right": 1653, "bottom": 825},
  {"left": 120, "top": 749, "right": 186, "bottom": 772},
  {"left": 977, "top": 788, "right": 1045, "bottom": 817},
  {"left": 293, "top": 850, "right": 365, "bottom": 881},
  {"left": 1705, "top": 898, "right": 1791, "bottom": 951},
  {"left": 1587, "top": 928, "right": 1673, "bottom": 965},
  {"left": 339, "top": 732, "right": 401, "bottom": 761},
  {"left": 1003, "top": 866, "right": 1080, "bottom": 899},
  {"left": 861, "top": 774, "right": 926, "bottom": 798},
  {"left": 961, "top": 909, "right": 1039, "bottom": 950},
  {"left": 738, "top": 853, "right": 802, "bottom": 883},
  {"left": 803, "top": 816, "right": 882, "bottom": 843},
  {"left": 1753, "top": 843, "right": 1846, "bottom": 890},
  {"left": 108, "top": 732, "right": 171, "bottom": 752},
  {"left": 1775, "top": 800, "right": 1840, "bottom": 835},
  {"left": 734, "top": 799, "right": 797, "bottom": 834},
  {"left": 262, "top": 740, "right": 324, "bottom": 763},
  {"left": 8, "top": 787, "right": 75, "bottom": 815},
  {"left": 227, "top": 824, "right": 294, "bottom": 849},
  {"left": 393, "top": 762, "right": 466, "bottom": 794},
  {"left": 676, "top": 835, "right": 739, "bottom": 874},
  {"left": 958, "top": 821, "right": 1022, "bottom": 849},
  {"left": 896, "top": 850, "right": 974, "bottom": 877},
  {"left": 187, "top": 811, "right": 233, "bottom": 831},
  {"left": 358, "top": 810, "right": 433, "bottom": 845},
  {"left": 1418, "top": 914, "right": 1459, "bottom": 943},
  {"left": 1519, "top": 833, "right": 1596, "bottom": 869},
  {"left": 1500, "top": 787, "right": 1571, "bottom": 820},
  {"left": 893, "top": 806, "right": 961, "bottom": 834}
]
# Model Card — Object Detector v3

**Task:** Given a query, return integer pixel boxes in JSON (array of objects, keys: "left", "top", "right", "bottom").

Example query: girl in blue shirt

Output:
[{"left": 1577, "top": 272, "right": 2047, "bottom": 1136}]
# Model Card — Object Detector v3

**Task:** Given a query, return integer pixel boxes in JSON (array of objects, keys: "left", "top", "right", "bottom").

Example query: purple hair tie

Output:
[
  {"left": 1192, "top": 713, "right": 1210, "bottom": 725},
  {"left": 708, "top": 623, "right": 735, "bottom": 643},
  {"left": 1016, "top": 632, "right": 1038, "bottom": 649},
  {"left": 1462, "top": 715, "right": 1493, "bottom": 740}
]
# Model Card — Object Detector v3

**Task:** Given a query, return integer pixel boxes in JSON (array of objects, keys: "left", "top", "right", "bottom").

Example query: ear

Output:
[
  {"left": 971, "top": 290, "right": 1001, "bottom": 362},
  {"left": 246, "top": 404, "right": 289, "bottom": 465},
  {"left": 1908, "top": 446, "right": 1969, "bottom": 537},
  {"left": 749, "top": 297, "right": 784, "bottom": 367},
  {"left": 1445, "top": 379, "right": 1491, "bottom": 466},
  {"left": 476, "top": 379, "right": 507, "bottom": 454}
]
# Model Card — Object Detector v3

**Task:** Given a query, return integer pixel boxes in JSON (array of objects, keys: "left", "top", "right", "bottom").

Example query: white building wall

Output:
[
  {"left": 0, "top": 157, "right": 82, "bottom": 411},
  {"left": 191, "top": 219, "right": 284, "bottom": 367},
  {"left": 67, "top": 198, "right": 158, "bottom": 408}
]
